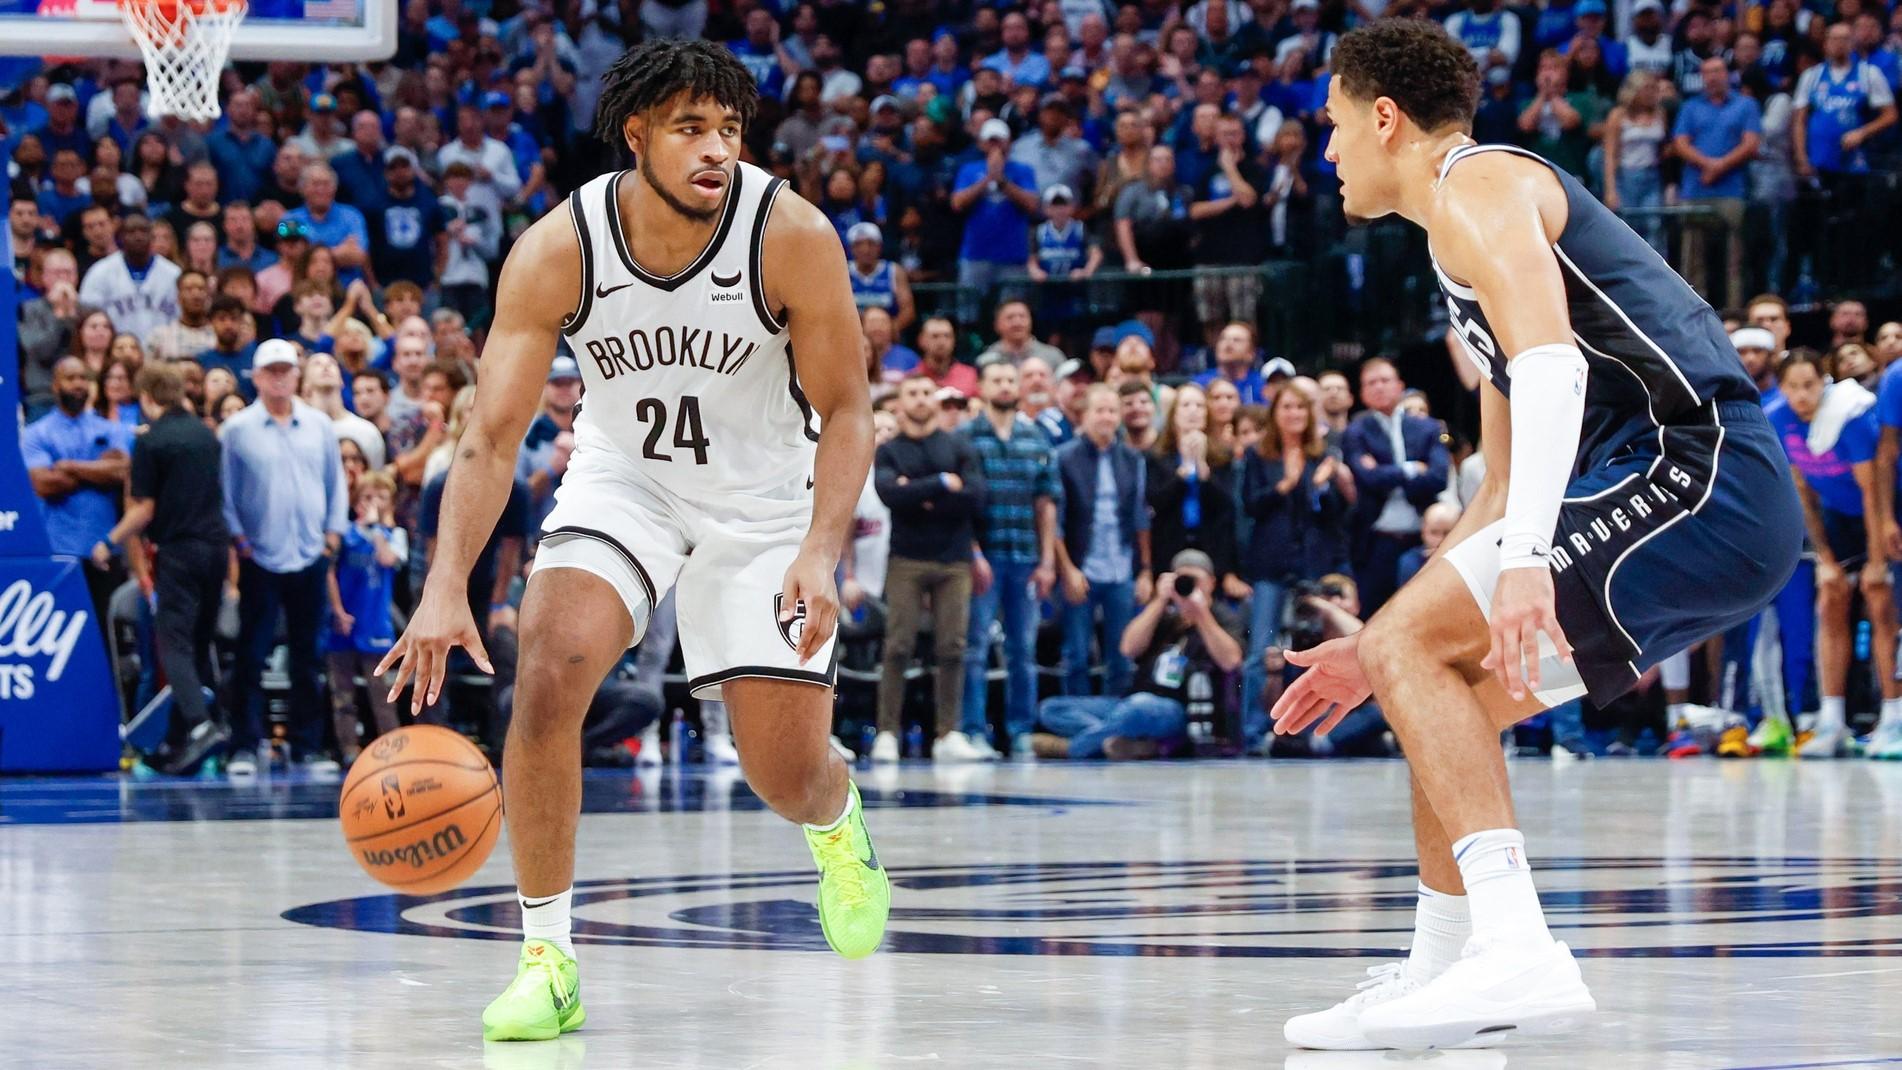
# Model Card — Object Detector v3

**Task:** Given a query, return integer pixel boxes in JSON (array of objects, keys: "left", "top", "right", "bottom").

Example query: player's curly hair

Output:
[
  {"left": 592, "top": 38, "right": 760, "bottom": 148},
  {"left": 1331, "top": 19, "right": 1481, "bottom": 134}
]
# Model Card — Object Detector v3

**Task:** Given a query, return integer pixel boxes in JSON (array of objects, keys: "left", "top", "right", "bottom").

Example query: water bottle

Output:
[
  {"left": 670, "top": 709, "right": 686, "bottom": 766},
  {"left": 905, "top": 723, "right": 925, "bottom": 759},
  {"left": 859, "top": 723, "right": 877, "bottom": 757},
  {"left": 1857, "top": 619, "right": 1872, "bottom": 662}
]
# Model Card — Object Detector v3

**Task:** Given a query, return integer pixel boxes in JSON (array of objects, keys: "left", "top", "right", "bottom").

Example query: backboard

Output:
[{"left": 0, "top": 0, "right": 396, "bottom": 61}]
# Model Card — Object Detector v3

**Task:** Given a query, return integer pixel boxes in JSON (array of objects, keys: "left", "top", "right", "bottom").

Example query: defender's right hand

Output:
[
  {"left": 1272, "top": 634, "right": 1371, "bottom": 738},
  {"left": 377, "top": 586, "right": 492, "bottom": 715}
]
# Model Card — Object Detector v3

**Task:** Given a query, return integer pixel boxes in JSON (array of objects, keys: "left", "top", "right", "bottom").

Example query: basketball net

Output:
[{"left": 118, "top": 0, "right": 246, "bottom": 122}]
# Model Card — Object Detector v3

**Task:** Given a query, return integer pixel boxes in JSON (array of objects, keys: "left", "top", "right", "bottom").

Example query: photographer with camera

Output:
[
  {"left": 1260, "top": 574, "right": 1393, "bottom": 757},
  {"left": 1030, "top": 550, "right": 1245, "bottom": 760}
]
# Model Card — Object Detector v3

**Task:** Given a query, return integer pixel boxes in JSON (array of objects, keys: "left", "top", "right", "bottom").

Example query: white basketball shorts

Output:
[{"left": 530, "top": 450, "right": 837, "bottom": 702}]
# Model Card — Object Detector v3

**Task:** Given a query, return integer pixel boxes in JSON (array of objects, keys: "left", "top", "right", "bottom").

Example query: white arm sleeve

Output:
[{"left": 1501, "top": 343, "right": 1588, "bottom": 571}]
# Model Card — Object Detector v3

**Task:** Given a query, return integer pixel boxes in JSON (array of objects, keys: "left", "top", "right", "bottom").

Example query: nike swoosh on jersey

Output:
[
  {"left": 595, "top": 281, "right": 633, "bottom": 299},
  {"left": 711, "top": 271, "right": 742, "bottom": 288}
]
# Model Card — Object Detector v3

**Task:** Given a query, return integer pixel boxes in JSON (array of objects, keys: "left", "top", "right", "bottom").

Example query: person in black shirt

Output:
[
  {"left": 100, "top": 363, "right": 229, "bottom": 773},
  {"left": 1189, "top": 113, "right": 1270, "bottom": 350},
  {"left": 1032, "top": 549, "right": 1246, "bottom": 759},
  {"left": 870, "top": 373, "right": 987, "bottom": 762}
]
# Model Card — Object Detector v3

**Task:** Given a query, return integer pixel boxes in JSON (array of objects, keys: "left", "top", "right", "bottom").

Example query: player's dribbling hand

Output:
[
  {"left": 1271, "top": 634, "right": 1369, "bottom": 738},
  {"left": 781, "top": 544, "right": 839, "bottom": 666},
  {"left": 1483, "top": 567, "right": 1573, "bottom": 703},
  {"left": 377, "top": 584, "right": 491, "bottom": 715}
]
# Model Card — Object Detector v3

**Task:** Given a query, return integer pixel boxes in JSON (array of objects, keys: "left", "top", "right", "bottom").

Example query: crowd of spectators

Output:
[{"left": 6, "top": 0, "right": 1902, "bottom": 773}]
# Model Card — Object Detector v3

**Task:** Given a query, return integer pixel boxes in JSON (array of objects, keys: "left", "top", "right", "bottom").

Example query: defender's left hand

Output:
[
  {"left": 781, "top": 544, "right": 840, "bottom": 666},
  {"left": 1483, "top": 567, "right": 1573, "bottom": 702}
]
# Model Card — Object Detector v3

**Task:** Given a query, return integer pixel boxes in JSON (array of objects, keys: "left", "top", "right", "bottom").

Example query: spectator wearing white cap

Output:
[
  {"left": 1025, "top": 183, "right": 1101, "bottom": 349},
  {"left": 220, "top": 338, "right": 351, "bottom": 778},
  {"left": 846, "top": 222, "right": 916, "bottom": 334},
  {"left": 951, "top": 118, "right": 1042, "bottom": 315},
  {"left": 1009, "top": 93, "right": 1099, "bottom": 201},
  {"left": 1624, "top": 0, "right": 1673, "bottom": 78},
  {"left": 1732, "top": 326, "right": 1780, "bottom": 405}
]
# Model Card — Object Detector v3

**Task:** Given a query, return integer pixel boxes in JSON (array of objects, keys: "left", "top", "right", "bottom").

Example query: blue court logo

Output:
[{"left": 284, "top": 856, "right": 1902, "bottom": 958}]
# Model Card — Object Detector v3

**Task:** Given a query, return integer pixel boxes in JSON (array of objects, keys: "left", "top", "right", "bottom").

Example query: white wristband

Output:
[{"left": 1501, "top": 343, "right": 1588, "bottom": 571}]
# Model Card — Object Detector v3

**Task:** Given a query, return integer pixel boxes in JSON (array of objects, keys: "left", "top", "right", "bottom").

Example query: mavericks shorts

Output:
[
  {"left": 530, "top": 451, "right": 837, "bottom": 702},
  {"left": 1442, "top": 400, "right": 1802, "bottom": 708}
]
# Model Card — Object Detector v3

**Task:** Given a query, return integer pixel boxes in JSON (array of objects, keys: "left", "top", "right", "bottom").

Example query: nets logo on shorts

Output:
[{"left": 773, "top": 593, "right": 806, "bottom": 650}]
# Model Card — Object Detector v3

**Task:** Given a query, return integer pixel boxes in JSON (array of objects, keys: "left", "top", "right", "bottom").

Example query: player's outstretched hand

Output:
[
  {"left": 1270, "top": 633, "right": 1371, "bottom": 738},
  {"left": 781, "top": 544, "right": 840, "bottom": 666},
  {"left": 1483, "top": 567, "right": 1572, "bottom": 703},
  {"left": 377, "top": 585, "right": 492, "bottom": 715}
]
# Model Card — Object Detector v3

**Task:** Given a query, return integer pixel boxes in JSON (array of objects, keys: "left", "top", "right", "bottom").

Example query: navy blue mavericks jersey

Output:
[
  {"left": 1033, "top": 219, "right": 1089, "bottom": 276},
  {"left": 1433, "top": 144, "right": 1760, "bottom": 472},
  {"left": 850, "top": 259, "right": 898, "bottom": 314}
]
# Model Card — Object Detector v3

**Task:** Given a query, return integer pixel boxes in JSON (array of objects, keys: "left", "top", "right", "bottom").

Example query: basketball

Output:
[{"left": 338, "top": 726, "right": 502, "bottom": 895}]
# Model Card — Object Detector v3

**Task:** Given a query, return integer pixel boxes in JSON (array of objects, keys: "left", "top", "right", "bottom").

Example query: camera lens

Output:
[{"left": 1173, "top": 574, "right": 1197, "bottom": 597}]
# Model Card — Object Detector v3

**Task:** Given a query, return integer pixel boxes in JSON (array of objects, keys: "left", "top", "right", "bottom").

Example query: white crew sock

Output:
[
  {"left": 803, "top": 782, "right": 855, "bottom": 833},
  {"left": 1453, "top": 828, "right": 1553, "bottom": 947},
  {"left": 519, "top": 887, "right": 574, "bottom": 957},
  {"left": 1406, "top": 882, "right": 1471, "bottom": 982},
  {"left": 1817, "top": 696, "right": 1847, "bottom": 734},
  {"left": 1879, "top": 697, "right": 1902, "bottom": 733}
]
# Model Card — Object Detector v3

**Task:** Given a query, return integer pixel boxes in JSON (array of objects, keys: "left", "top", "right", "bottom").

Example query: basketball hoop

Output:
[{"left": 117, "top": 0, "right": 246, "bottom": 122}]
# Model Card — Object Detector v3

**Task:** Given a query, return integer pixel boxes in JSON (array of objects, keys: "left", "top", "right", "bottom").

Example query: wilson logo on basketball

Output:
[
  {"left": 361, "top": 824, "right": 469, "bottom": 871},
  {"left": 773, "top": 594, "right": 806, "bottom": 651},
  {"left": 369, "top": 733, "right": 410, "bottom": 761}
]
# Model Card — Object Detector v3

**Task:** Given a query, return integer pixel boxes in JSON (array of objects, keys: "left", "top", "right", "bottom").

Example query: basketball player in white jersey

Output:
[{"left": 376, "top": 40, "right": 887, "bottom": 1041}]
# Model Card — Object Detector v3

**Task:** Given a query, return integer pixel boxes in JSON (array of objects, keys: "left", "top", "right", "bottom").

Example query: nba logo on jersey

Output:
[
  {"left": 774, "top": 594, "right": 807, "bottom": 651},
  {"left": 1506, "top": 846, "right": 1522, "bottom": 870}
]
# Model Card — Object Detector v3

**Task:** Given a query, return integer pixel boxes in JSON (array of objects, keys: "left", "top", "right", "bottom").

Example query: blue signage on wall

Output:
[{"left": 0, "top": 184, "right": 121, "bottom": 772}]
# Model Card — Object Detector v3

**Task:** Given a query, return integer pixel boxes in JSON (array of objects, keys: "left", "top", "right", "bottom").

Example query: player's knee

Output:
[
  {"left": 744, "top": 758, "right": 831, "bottom": 821},
  {"left": 1817, "top": 578, "right": 1850, "bottom": 615},
  {"left": 510, "top": 650, "right": 598, "bottom": 738},
  {"left": 1356, "top": 617, "right": 1418, "bottom": 693}
]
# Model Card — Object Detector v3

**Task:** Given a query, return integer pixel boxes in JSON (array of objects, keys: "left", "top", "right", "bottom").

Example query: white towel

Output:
[{"left": 1807, "top": 378, "right": 1876, "bottom": 457}]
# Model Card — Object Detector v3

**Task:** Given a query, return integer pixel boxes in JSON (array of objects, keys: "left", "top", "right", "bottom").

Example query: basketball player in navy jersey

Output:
[
  {"left": 377, "top": 41, "right": 887, "bottom": 1040},
  {"left": 1272, "top": 21, "right": 1801, "bottom": 1050}
]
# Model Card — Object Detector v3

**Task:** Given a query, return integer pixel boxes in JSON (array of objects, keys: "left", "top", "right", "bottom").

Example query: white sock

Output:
[
  {"left": 1667, "top": 702, "right": 1689, "bottom": 724},
  {"left": 1817, "top": 696, "right": 1847, "bottom": 733},
  {"left": 1453, "top": 828, "right": 1553, "bottom": 947},
  {"left": 519, "top": 888, "right": 574, "bottom": 957},
  {"left": 803, "top": 783, "right": 855, "bottom": 833},
  {"left": 1880, "top": 697, "right": 1902, "bottom": 732},
  {"left": 1406, "top": 882, "right": 1471, "bottom": 982}
]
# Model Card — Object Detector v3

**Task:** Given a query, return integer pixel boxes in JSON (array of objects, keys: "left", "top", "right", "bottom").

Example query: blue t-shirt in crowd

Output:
[
  {"left": 204, "top": 128, "right": 278, "bottom": 204},
  {"left": 37, "top": 186, "right": 92, "bottom": 228},
  {"left": 955, "top": 158, "right": 1039, "bottom": 265},
  {"left": 982, "top": 49, "right": 1052, "bottom": 89},
  {"left": 1673, "top": 91, "right": 1762, "bottom": 200},
  {"left": 198, "top": 345, "right": 259, "bottom": 400},
  {"left": 328, "top": 522, "right": 404, "bottom": 654},
  {"left": 1032, "top": 219, "right": 1089, "bottom": 276},
  {"left": 282, "top": 202, "right": 372, "bottom": 283},
  {"left": 879, "top": 343, "right": 922, "bottom": 376},
  {"left": 1193, "top": 367, "right": 1268, "bottom": 406},
  {"left": 728, "top": 39, "right": 787, "bottom": 100},
  {"left": 20, "top": 408, "right": 137, "bottom": 557},
  {"left": 1768, "top": 399, "right": 1876, "bottom": 516}
]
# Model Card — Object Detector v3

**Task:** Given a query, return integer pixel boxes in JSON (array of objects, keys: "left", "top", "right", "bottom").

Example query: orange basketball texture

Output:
[{"left": 339, "top": 725, "right": 502, "bottom": 894}]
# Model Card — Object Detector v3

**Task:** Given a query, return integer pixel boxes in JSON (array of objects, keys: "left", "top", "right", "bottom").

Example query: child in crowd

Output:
[{"left": 327, "top": 471, "right": 407, "bottom": 763}]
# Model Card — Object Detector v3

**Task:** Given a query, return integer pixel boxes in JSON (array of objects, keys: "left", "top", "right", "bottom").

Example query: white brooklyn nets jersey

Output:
[{"left": 560, "top": 160, "right": 817, "bottom": 501}]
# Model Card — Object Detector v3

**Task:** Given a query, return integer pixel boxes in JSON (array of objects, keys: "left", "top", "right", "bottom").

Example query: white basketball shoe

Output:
[
  {"left": 1357, "top": 937, "right": 1596, "bottom": 1050},
  {"left": 1284, "top": 963, "right": 1502, "bottom": 1051}
]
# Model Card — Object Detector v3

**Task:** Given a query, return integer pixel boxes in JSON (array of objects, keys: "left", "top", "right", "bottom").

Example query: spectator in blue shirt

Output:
[
  {"left": 282, "top": 162, "right": 372, "bottom": 285},
  {"left": 37, "top": 149, "right": 92, "bottom": 229},
  {"left": 984, "top": 11, "right": 1054, "bottom": 89},
  {"left": 33, "top": 84, "right": 93, "bottom": 163},
  {"left": 1054, "top": 383, "right": 1150, "bottom": 698},
  {"left": 220, "top": 339, "right": 350, "bottom": 777},
  {"left": 728, "top": 9, "right": 791, "bottom": 100},
  {"left": 331, "top": 111, "right": 389, "bottom": 209},
  {"left": 204, "top": 89, "right": 278, "bottom": 205},
  {"left": 1194, "top": 322, "right": 1270, "bottom": 406},
  {"left": 1673, "top": 55, "right": 1762, "bottom": 309},
  {"left": 22, "top": 357, "right": 134, "bottom": 621},
  {"left": 1565, "top": 0, "right": 1629, "bottom": 79},
  {"left": 951, "top": 118, "right": 1041, "bottom": 317}
]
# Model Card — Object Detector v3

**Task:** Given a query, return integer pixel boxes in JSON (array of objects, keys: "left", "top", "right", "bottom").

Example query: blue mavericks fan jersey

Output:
[
  {"left": 1433, "top": 143, "right": 1759, "bottom": 471},
  {"left": 1033, "top": 220, "right": 1089, "bottom": 276},
  {"left": 850, "top": 260, "right": 898, "bottom": 314}
]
